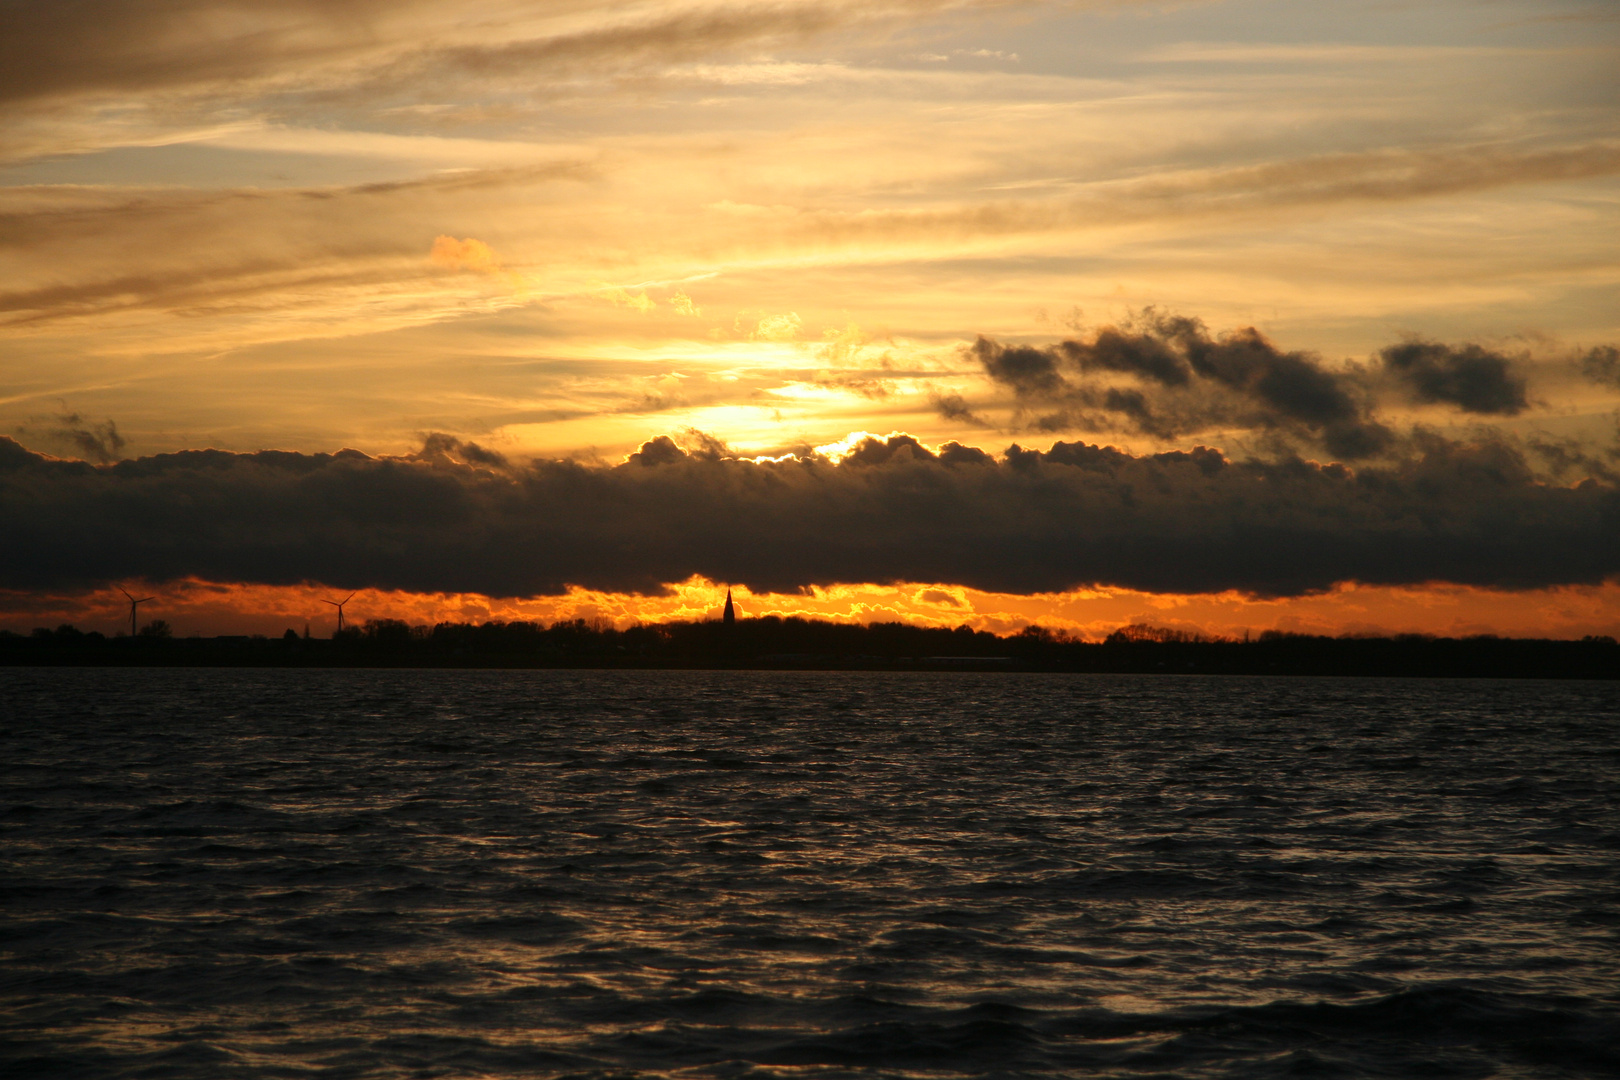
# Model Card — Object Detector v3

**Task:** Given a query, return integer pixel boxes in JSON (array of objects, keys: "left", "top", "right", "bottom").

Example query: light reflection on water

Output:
[{"left": 1, "top": 668, "right": 1617, "bottom": 1078}]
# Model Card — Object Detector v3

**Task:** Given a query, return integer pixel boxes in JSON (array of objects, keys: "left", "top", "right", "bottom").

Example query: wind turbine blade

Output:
[
  {"left": 342, "top": 593, "right": 356, "bottom": 604},
  {"left": 119, "top": 586, "right": 134, "bottom": 601}
]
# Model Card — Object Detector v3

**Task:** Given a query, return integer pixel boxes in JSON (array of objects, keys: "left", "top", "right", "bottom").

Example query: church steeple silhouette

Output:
[{"left": 722, "top": 589, "right": 735, "bottom": 627}]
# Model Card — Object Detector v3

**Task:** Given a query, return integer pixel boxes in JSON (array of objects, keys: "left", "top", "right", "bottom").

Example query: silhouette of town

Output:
[{"left": 3, "top": 612, "right": 1617, "bottom": 678}]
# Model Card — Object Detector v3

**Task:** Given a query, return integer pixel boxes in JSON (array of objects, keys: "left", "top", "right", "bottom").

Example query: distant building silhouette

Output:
[{"left": 723, "top": 589, "right": 735, "bottom": 627}]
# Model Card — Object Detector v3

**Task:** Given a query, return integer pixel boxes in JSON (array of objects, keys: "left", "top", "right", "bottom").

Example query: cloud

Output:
[
  {"left": 0, "top": 0, "right": 401, "bottom": 107},
  {"left": 930, "top": 390, "right": 991, "bottom": 426},
  {"left": 966, "top": 317, "right": 1620, "bottom": 456},
  {"left": 0, "top": 0, "right": 1033, "bottom": 116},
  {"left": 772, "top": 141, "right": 1620, "bottom": 250},
  {"left": 916, "top": 587, "right": 964, "bottom": 606},
  {"left": 419, "top": 3, "right": 913, "bottom": 81},
  {"left": 1525, "top": 432, "right": 1618, "bottom": 485},
  {"left": 749, "top": 311, "right": 803, "bottom": 341},
  {"left": 3, "top": 135, "right": 1612, "bottom": 344},
  {"left": 3, "top": 427, "right": 1616, "bottom": 600},
  {"left": 598, "top": 287, "right": 656, "bottom": 314},
  {"left": 31, "top": 412, "right": 126, "bottom": 464},
  {"left": 972, "top": 315, "right": 1391, "bottom": 458},
  {"left": 914, "top": 47, "right": 1019, "bottom": 62},
  {"left": 1583, "top": 345, "right": 1620, "bottom": 388},
  {"left": 973, "top": 337, "right": 1068, "bottom": 398},
  {"left": 818, "top": 322, "right": 874, "bottom": 366},
  {"left": 429, "top": 235, "right": 499, "bottom": 272},
  {"left": 1141, "top": 42, "right": 1530, "bottom": 65},
  {"left": 0, "top": 162, "right": 592, "bottom": 331},
  {"left": 1381, "top": 339, "right": 1529, "bottom": 414},
  {"left": 1063, "top": 325, "right": 1191, "bottom": 387},
  {"left": 412, "top": 432, "right": 509, "bottom": 468}
]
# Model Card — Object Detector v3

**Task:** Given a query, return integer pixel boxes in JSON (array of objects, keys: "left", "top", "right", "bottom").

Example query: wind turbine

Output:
[
  {"left": 119, "top": 586, "right": 155, "bottom": 637},
  {"left": 321, "top": 592, "right": 356, "bottom": 635}
]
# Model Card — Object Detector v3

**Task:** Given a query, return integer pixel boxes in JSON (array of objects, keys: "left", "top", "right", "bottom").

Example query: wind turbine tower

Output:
[
  {"left": 119, "top": 586, "right": 155, "bottom": 637},
  {"left": 321, "top": 592, "right": 357, "bottom": 635}
]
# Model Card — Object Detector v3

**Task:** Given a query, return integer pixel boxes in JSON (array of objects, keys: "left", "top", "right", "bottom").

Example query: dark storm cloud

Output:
[
  {"left": 1381, "top": 339, "right": 1530, "bottom": 415},
  {"left": 973, "top": 316, "right": 1391, "bottom": 458},
  {"left": 3, "top": 430, "right": 1616, "bottom": 599}
]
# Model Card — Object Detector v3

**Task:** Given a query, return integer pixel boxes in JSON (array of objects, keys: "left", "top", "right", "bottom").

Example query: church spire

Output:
[{"left": 722, "top": 589, "right": 735, "bottom": 627}]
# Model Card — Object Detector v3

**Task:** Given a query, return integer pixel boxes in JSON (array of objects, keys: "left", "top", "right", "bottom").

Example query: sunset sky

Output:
[{"left": 4, "top": 0, "right": 1619, "bottom": 639}]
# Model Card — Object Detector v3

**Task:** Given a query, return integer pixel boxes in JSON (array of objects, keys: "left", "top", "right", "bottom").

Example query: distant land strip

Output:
[{"left": 5, "top": 617, "right": 1618, "bottom": 679}]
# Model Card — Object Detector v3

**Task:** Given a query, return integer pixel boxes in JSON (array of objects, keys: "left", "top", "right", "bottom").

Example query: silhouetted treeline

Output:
[{"left": 3, "top": 616, "right": 1618, "bottom": 678}]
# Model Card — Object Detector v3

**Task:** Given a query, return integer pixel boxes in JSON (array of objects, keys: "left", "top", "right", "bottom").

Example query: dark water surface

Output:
[{"left": 3, "top": 669, "right": 1618, "bottom": 1079}]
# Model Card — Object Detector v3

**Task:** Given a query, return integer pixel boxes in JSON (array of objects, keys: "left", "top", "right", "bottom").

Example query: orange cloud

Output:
[
  {"left": 430, "top": 235, "right": 500, "bottom": 272},
  {"left": 742, "top": 310, "right": 801, "bottom": 341},
  {"left": 596, "top": 286, "right": 656, "bottom": 313}
]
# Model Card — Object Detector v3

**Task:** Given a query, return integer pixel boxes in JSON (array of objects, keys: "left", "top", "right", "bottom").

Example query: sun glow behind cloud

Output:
[{"left": 9, "top": 578, "right": 1620, "bottom": 644}]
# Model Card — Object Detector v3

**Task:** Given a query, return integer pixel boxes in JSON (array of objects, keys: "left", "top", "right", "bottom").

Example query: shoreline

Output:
[{"left": 5, "top": 640, "right": 1617, "bottom": 679}]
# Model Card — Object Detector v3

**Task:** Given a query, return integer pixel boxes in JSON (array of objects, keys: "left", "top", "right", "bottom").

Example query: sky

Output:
[{"left": 3, "top": 0, "right": 1619, "bottom": 639}]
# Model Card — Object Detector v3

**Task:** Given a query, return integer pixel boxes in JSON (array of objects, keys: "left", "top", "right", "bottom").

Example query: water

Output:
[{"left": 2, "top": 669, "right": 1618, "bottom": 1079}]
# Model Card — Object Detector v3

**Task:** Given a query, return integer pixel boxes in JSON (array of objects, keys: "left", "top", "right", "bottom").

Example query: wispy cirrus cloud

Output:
[
  {"left": 0, "top": 0, "right": 1077, "bottom": 170},
  {"left": 1137, "top": 42, "right": 1577, "bottom": 64},
  {"left": 1, "top": 0, "right": 1615, "bottom": 479},
  {"left": 3, "top": 139, "right": 1613, "bottom": 337},
  {"left": 0, "top": 0, "right": 1049, "bottom": 116},
  {"left": 766, "top": 141, "right": 1620, "bottom": 250}
]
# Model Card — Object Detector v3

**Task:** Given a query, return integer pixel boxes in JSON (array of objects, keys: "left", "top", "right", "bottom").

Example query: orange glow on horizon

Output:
[{"left": 5, "top": 577, "right": 1619, "bottom": 643}]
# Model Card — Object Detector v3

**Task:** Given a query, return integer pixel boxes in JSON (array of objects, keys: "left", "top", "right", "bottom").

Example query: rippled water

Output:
[{"left": 2, "top": 669, "right": 1618, "bottom": 1079}]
